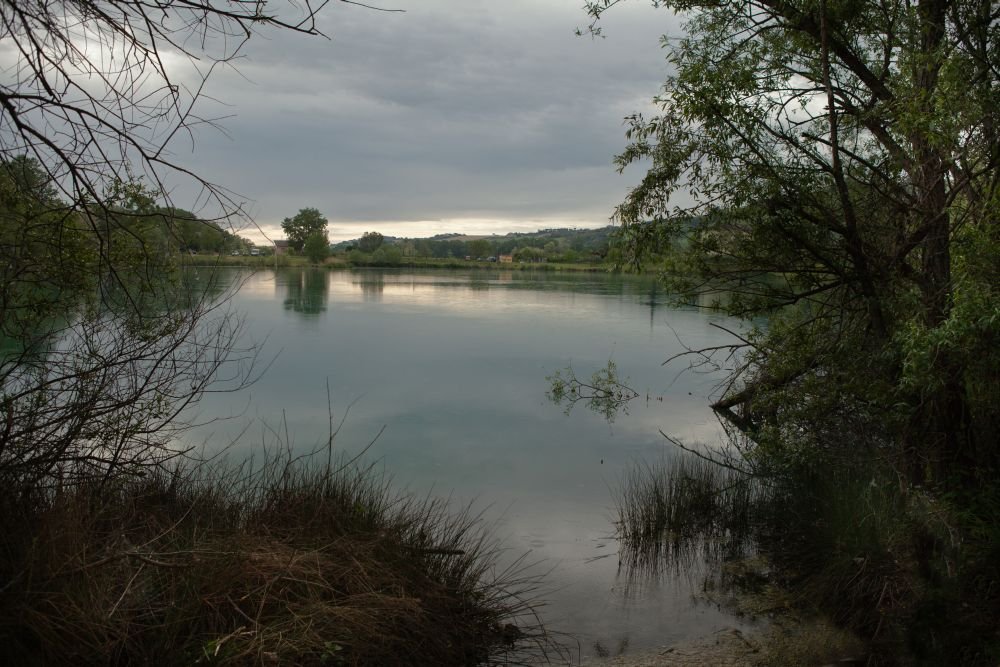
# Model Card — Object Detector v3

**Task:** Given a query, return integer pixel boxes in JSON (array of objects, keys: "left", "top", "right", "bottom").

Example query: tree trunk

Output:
[{"left": 907, "top": 0, "right": 972, "bottom": 482}]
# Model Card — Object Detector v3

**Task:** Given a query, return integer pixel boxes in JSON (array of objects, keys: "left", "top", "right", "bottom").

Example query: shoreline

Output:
[
  {"left": 580, "top": 628, "right": 759, "bottom": 667},
  {"left": 179, "top": 254, "right": 619, "bottom": 273}
]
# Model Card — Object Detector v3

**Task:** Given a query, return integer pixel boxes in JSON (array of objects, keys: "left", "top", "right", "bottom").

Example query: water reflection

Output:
[
  {"left": 468, "top": 274, "right": 491, "bottom": 291},
  {"left": 645, "top": 281, "right": 661, "bottom": 332},
  {"left": 271, "top": 267, "right": 678, "bottom": 320},
  {"left": 356, "top": 272, "right": 385, "bottom": 302},
  {"left": 282, "top": 269, "right": 328, "bottom": 316},
  {"left": 179, "top": 266, "right": 235, "bottom": 306}
]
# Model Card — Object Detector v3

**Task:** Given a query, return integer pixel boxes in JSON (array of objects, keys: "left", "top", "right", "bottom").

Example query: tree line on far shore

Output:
[{"left": 278, "top": 208, "right": 619, "bottom": 266}]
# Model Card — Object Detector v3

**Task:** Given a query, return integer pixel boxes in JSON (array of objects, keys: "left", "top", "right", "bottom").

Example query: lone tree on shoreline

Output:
[{"left": 282, "top": 207, "right": 330, "bottom": 253}]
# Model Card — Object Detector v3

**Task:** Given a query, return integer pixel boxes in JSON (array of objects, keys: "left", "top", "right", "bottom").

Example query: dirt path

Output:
[{"left": 582, "top": 628, "right": 759, "bottom": 667}]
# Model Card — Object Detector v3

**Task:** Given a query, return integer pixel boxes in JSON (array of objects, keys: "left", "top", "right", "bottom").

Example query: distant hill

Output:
[{"left": 334, "top": 227, "right": 617, "bottom": 260}]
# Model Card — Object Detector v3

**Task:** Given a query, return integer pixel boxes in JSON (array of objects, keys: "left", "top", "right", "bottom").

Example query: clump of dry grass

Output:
[
  {"left": 754, "top": 618, "right": 866, "bottom": 667},
  {"left": 0, "top": 452, "right": 554, "bottom": 666}
]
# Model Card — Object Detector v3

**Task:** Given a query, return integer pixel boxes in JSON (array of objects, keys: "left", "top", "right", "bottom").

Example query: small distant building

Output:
[
  {"left": 498, "top": 254, "right": 513, "bottom": 263},
  {"left": 274, "top": 239, "right": 290, "bottom": 256}
]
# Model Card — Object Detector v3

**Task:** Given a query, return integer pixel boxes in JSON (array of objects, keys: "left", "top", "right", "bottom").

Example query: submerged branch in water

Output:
[{"left": 546, "top": 360, "right": 639, "bottom": 423}]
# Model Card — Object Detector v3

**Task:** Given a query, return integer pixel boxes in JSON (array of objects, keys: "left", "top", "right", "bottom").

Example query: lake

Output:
[{"left": 190, "top": 267, "right": 750, "bottom": 661}]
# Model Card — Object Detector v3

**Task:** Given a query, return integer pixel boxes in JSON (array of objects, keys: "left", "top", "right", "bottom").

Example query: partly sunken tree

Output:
[
  {"left": 588, "top": 0, "right": 1000, "bottom": 481},
  {"left": 281, "top": 208, "right": 329, "bottom": 253}
]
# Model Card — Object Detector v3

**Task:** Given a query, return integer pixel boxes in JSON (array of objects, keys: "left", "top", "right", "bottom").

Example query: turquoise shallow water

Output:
[{"left": 188, "top": 267, "right": 750, "bottom": 658}]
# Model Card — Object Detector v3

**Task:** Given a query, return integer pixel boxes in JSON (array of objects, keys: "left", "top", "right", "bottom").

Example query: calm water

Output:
[{"left": 191, "top": 267, "right": 749, "bottom": 661}]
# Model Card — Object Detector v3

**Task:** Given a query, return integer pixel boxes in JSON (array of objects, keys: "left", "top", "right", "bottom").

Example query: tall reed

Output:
[{"left": 614, "top": 454, "right": 763, "bottom": 584}]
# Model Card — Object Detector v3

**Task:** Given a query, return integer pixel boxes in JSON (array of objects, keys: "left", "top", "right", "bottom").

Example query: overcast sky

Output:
[{"left": 171, "top": 1, "right": 683, "bottom": 243}]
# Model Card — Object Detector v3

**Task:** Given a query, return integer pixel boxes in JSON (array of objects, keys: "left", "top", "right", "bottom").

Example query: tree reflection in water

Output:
[{"left": 283, "top": 269, "right": 329, "bottom": 316}]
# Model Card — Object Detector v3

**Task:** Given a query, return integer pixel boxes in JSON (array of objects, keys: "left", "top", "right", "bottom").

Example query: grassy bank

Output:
[
  {"left": 179, "top": 253, "right": 607, "bottom": 272},
  {"left": 178, "top": 254, "right": 343, "bottom": 269},
  {"left": 0, "top": 451, "right": 552, "bottom": 666},
  {"left": 343, "top": 258, "right": 606, "bottom": 272}
]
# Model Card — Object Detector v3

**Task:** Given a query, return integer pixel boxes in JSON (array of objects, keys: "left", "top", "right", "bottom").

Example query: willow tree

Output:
[{"left": 589, "top": 0, "right": 1000, "bottom": 480}]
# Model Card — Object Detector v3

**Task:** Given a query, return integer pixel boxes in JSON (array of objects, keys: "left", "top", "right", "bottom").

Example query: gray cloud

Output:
[{"left": 167, "top": 0, "right": 682, "bottom": 239}]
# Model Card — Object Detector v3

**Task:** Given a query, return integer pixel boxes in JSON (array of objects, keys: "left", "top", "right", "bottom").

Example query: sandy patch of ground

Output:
[{"left": 581, "top": 627, "right": 759, "bottom": 666}]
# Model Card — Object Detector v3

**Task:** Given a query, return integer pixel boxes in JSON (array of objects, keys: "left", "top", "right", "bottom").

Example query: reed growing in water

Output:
[{"left": 614, "top": 448, "right": 1000, "bottom": 665}]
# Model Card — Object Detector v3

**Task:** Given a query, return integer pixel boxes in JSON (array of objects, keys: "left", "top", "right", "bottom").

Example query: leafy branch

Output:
[{"left": 547, "top": 360, "right": 640, "bottom": 424}]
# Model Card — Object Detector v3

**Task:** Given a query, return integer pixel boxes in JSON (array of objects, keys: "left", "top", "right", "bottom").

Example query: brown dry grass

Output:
[{"left": 0, "top": 455, "right": 555, "bottom": 665}]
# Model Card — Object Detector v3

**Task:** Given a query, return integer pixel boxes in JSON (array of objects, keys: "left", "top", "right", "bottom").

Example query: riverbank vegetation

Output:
[
  {"left": 324, "top": 226, "right": 615, "bottom": 269},
  {"left": 589, "top": 0, "right": 1000, "bottom": 663},
  {"left": 0, "top": 445, "right": 549, "bottom": 666},
  {"left": 343, "top": 227, "right": 615, "bottom": 265},
  {"left": 193, "top": 225, "right": 621, "bottom": 271},
  {"left": 184, "top": 252, "right": 607, "bottom": 273}
]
